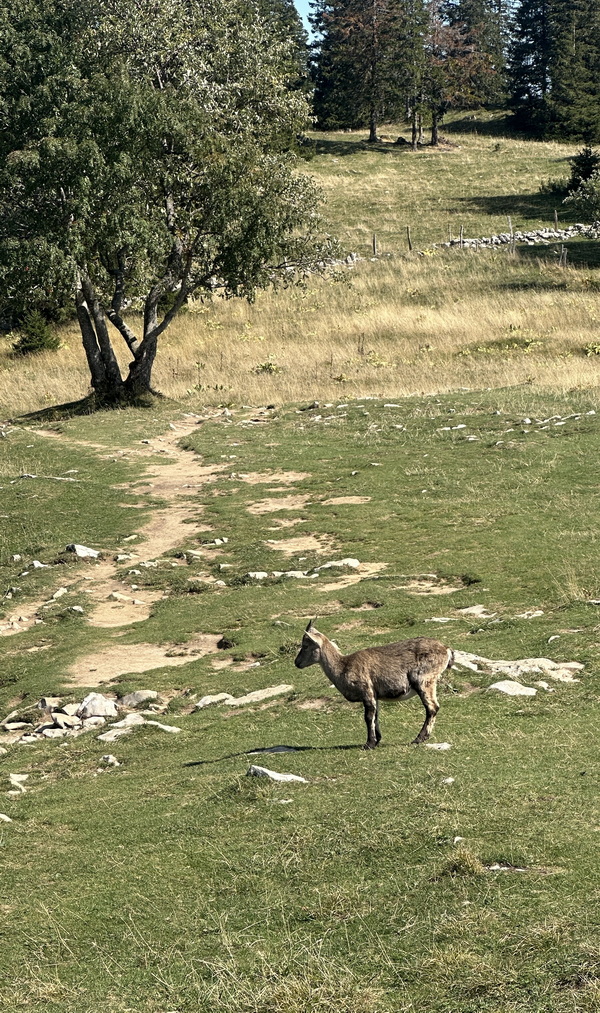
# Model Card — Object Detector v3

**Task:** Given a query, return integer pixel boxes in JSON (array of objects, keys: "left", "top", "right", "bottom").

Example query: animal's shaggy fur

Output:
[{"left": 294, "top": 621, "right": 453, "bottom": 748}]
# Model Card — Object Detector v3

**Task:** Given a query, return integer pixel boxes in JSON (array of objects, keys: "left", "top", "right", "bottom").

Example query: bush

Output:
[
  {"left": 569, "top": 145, "right": 600, "bottom": 191},
  {"left": 563, "top": 171, "right": 600, "bottom": 223},
  {"left": 12, "top": 309, "right": 60, "bottom": 355}
]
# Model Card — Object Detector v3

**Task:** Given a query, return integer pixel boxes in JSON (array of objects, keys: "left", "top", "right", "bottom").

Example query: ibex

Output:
[{"left": 294, "top": 621, "right": 453, "bottom": 748}]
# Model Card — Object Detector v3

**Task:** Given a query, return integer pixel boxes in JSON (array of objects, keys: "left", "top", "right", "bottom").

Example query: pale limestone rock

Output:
[
  {"left": 488, "top": 680, "right": 537, "bottom": 697},
  {"left": 66, "top": 544, "right": 99, "bottom": 558},
  {"left": 121, "top": 690, "right": 159, "bottom": 708},
  {"left": 77, "top": 693, "right": 118, "bottom": 719},
  {"left": 226, "top": 684, "right": 293, "bottom": 707},
  {"left": 425, "top": 742, "right": 452, "bottom": 750},
  {"left": 246, "top": 765, "right": 307, "bottom": 783},
  {"left": 196, "top": 693, "right": 236, "bottom": 709}
]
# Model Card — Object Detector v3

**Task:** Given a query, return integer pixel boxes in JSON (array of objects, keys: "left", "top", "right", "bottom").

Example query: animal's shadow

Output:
[{"left": 184, "top": 743, "right": 371, "bottom": 767}]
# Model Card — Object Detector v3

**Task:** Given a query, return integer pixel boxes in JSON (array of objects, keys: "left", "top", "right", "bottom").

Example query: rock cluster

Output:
[{"left": 440, "top": 222, "right": 600, "bottom": 250}]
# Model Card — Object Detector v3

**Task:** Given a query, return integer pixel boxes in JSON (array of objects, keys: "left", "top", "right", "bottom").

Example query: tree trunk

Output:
[
  {"left": 124, "top": 331, "right": 159, "bottom": 395},
  {"left": 431, "top": 109, "right": 439, "bottom": 146},
  {"left": 75, "top": 278, "right": 124, "bottom": 401},
  {"left": 368, "top": 104, "right": 379, "bottom": 143},
  {"left": 411, "top": 107, "right": 419, "bottom": 150}
]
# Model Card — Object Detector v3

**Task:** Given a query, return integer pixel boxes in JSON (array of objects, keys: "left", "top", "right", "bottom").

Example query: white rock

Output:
[
  {"left": 11, "top": 554, "right": 21, "bottom": 562},
  {"left": 0, "top": 813, "right": 12, "bottom": 822},
  {"left": 70, "top": 606, "right": 84, "bottom": 614},
  {"left": 108, "top": 591, "right": 130, "bottom": 602},
  {"left": 534, "top": 681, "right": 553, "bottom": 692},
  {"left": 442, "top": 777, "right": 455, "bottom": 784},
  {"left": 97, "top": 726, "right": 134, "bottom": 743},
  {"left": 111, "top": 712, "right": 146, "bottom": 728},
  {"left": 121, "top": 690, "right": 158, "bottom": 708},
  {"left": 66, "top": 544, "right": 99, "bottom": 559},
  {"left": 82, "top": 716, "right": 106, "bottom": 729},
  {"left": 425, "top": 742, "right": 452, "bottom": 751},
  {"left": 315, "top": 558, "right": 360, "bottom": 571},
  {"left": 99, "top": 754, "right": 120, "bottom": 766},
  {"left": 226, "top": 684, "right": 293, "bottom": 707},
  {"left": 77, "top": 693, "right": 118, "bottom": 719},
  {"left": 453, "top": 651, "right": 582, "bottom": 683},
  {"left": 425, "top": 617, "right": 455, "bottom": 623},
  {"left": 515, "top": 609, "right": 544, "bottom": 619},
  {"left": 61, "top": 703, "right": 81, "bottom": 716},
  {"left": 52, "top": 587, "right": 68, "bottom": 600},
  {"left": 548, "top": 635, "right": 560, "bottom": 642},
  {"left": 196, "top": 693, "right": 236, "bottom": 709},
  {"left": 488, "top": 680, "right": 537, "bottom": 697},
  {"left": 32, "top": 560, "right": 48, "bottom": 569},
  {"left": 246, "top": 765, "right": 307, "bottom": 783},
  {"left": 453, "top": 835, "right": 465, "bottom": 843},
  {"left": 42, "top": 727, "right": 68, "bottom": 738},
  {"left": 145, "top": 721, "right": 181, "bottom": 733},
  {"left": 247, "top": 572, "right": 269, "bottom": 580},
  {"left": 8, "top": 773, "right": 28, "bottom": 793},
  {"left": 458, "top": 605, "right": 497, "bottom": 618}
]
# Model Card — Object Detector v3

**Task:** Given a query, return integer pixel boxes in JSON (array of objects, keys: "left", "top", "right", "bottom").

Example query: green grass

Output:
[
  {"left": 308, "top": 111, "right": 580, "bottom": 255},
  {"left": 2, "top": 392, "right": 600, "bottom": 1011}
]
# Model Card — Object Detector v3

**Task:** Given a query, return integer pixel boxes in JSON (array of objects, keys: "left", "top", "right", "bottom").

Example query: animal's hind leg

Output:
[
  {"left": 374, "top": 702, "right": 382, "bottom": 743},
  {"left": 412, "top": 681, "right": 439, "bottom": 745},
  {"left": 363, "top": 697, "right": 379, "bottom": 749}
]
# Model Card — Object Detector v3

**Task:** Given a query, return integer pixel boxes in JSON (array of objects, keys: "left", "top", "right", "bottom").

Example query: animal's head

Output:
[{"left": 294, "top": 620, "right": 324, "bottom": 668}]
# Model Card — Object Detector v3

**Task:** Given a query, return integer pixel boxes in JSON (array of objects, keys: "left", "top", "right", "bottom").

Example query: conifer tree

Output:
[{"left": 509, "top": 0, "right": 553, "bottom": 133}]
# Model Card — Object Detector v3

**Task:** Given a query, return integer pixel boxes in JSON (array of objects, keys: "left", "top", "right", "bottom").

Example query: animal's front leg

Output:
[
  {"left": 412, "top": 682, "right": 440, "bottom": 744},
  {"left": 363, "top": 699, "right": 379, "bottom": 749}
]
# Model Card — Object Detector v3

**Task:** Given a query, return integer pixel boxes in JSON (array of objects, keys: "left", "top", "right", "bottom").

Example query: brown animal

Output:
[{"left": 294, "top": 621, "right": 453, "bottom": 748}]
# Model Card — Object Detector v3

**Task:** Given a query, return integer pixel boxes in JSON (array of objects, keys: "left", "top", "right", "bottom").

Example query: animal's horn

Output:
[{"left": 305, "top": 619, "right": 314, "bottom": 632}]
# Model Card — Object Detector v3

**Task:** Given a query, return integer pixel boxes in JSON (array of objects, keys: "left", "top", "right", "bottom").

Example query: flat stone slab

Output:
[
  {"left": 246, "top": 765, "right": 307, "bottom": 783},
  {"left": 453, "top": 651, "right": 582, "bottom": 683},
  {"left": 196, "top": 685, "right": 293, "bottom": 710},
  {"left": 488, "top": 680, "right": 537, "bottom": 697}
]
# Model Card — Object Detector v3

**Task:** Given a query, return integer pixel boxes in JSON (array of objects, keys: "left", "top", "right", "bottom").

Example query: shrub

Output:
[
  {"left": 12, "top": 309, "right": 60, "bottom": 355},
  {"left": 569, "top": 145, "right": 600, "bottom": 191},
  {"left": 251, "top": 355, "right": 282, "bottom": 374},
  {"left": 564, "top": 171, "right": 600, "bottom": 223}
]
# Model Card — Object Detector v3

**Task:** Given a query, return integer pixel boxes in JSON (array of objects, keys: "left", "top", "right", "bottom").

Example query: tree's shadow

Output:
[
  {"left": 313, "top": 136, "right": 409, "bottom": 158},
  {"left": 15, "top": 390, "right": 164, "bottom": 424},
  {"left": 184, "top": 743, "right": 368, "bottom": 766},
  {"left": 457, "top": 191, "right": 573, "bottom": 221},
  {"left": 516, "top": 239, "right": 600, "bottom": 269},
  {"left": 443, "top": 113, "right": 529, "bottom": 138}
]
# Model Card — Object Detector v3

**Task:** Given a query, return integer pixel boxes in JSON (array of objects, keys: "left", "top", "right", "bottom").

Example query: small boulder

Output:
[
  {"left": 77, "top": 693, "right": 118, "bottom": 719},
  {"left": 488, "top": 680, "right": 537, "bottom": 697},
  {"left": 196, "top": 693, "right": 236, "bottom": 709},
  {"left": 66, "top": 544, "right": 100, "bottom": 559},
  {"left": 99, "top": 754, "right": 120, "bottom": 766},
  {"left": 246, "top": 765, "right": 307, "bottom": 783},
  {"left": 121, "top": 690, "right": 159, "bottom": 709}
]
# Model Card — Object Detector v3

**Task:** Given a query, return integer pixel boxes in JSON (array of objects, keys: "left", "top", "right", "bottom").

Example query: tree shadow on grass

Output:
[
  {"left": 313, "top": 136, "right": 409, "bottom": 158},
  {"left": 443, "top": 113, "right": 531, "bottom": 139},
  {"left": 457, "top": 191, "right": 574, "bottom": 222},
  {"left": 516, "top": 239, "right": 600, "bottom": 270},
  {"left": 14, "top": 389, "right": 165, "bottom": 424}
]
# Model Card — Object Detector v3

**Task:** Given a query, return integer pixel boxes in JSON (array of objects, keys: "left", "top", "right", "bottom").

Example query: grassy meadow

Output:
[
  {"left": 2, "top": 113, "right": 600, "bottom": 1011},
  {"left": 3, "top": 113, "right": 600, "bottom": 417}
]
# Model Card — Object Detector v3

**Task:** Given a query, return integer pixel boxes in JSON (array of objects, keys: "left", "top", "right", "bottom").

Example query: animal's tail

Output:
[{"left": 446, "top": 648, "right": 455, "bottom": 670}]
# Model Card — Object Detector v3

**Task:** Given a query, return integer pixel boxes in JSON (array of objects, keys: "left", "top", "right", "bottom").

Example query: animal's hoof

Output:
[
  {"left": 363, "top": 742, "right": 378, "bottom": 750},
  {"left": 411, "top": 738, "right": 424, "bottom": 745}
]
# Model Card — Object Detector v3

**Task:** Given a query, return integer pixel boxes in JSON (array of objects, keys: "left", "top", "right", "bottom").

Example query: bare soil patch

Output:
[
  {"left": 237, "top": 471, "right": 310, "bottom": 485},
  {"left": 267, "top": 518, "right": 306, "bottom": 529},
  {"left": 318, "top": 562, "right": 387, "bottom": 591},
  {"left": 247, "top": 495, "right": 311, "bottom": 515},
  {"left": 322, "top": 496, "right": 372, "bottom": 506},
  {"left": 296, "top": 697, "right": 332, "bottom": 711},
  {"left": 66, "top": 634, "right": 223, "bottom": 685},
  {"left": 265, "top": 534, "right": 334, "bottom": 556},
  {"left": 399, "top": 576, "right": 464, "bottom": 595}
]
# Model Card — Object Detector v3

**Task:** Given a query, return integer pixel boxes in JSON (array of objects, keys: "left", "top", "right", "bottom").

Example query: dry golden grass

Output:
[
  {"left": 3, "top": 251, "right": 600, "bottom": 417},
  {"left": 1, "top": 116, "right": 599, "bottom": 418}
]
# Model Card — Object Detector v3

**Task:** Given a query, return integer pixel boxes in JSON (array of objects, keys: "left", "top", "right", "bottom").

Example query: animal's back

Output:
[{"left": 343, "top": 637, "right": 451, "bottom": 699}]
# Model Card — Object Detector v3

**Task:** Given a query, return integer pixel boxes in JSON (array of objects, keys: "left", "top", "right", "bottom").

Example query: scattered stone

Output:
[
  {"left": 82, "top": 716, "right": 106, "bottom": 729},
  {"left": 42, "top": 727, "right": 68, "bottom": 738},
  {"left": 108, "top": 591, "right": 130, "bottom": 602},
  {"left": 453, "top": 651, "right": 582, "bottom": 683},
  {"left": 314, "top": 558, "right": 360, "bottom": 571},
  {"left": 425, "top": 742, "right": 452, "bottom": 750},
  {"left": 4, "top": 722, "right": 32, "bottom": 731},
  {"left": 121, "top": 690, "right": 159, "bottom": 708},
  {"left": 52, "top": 587, "right": 68, "bottom": 600},
  {"left": 535, "top": 681, "right": 554, "bottom": 692},
  {"left": 457, "top": 605, "right": 497, "bottom": 618},
  {"left": 488, "top": 680, "right": 537, "bottom": 697},
  {"left": 227, "top": 684, "right": 294, "bottom": 707},
  {"left": 144, "top": 720, "right": 181, "bottom": 733},
  {"left": 247, "top": 572, "right": 269, "bottom": 580},
  {"left": 99, "top": 754, "right": 120, "bottom": 766},
  {"left": 8, "top": 773, "right": 28, "bottom": 793},
  {"left": 77, "top": 693, "right": 118, "bottom": 719},
  {"left": 11, "top": 554, "right": 21, "bottom": 562},
  {"left": 196, "top": 692, "right": 236, "bottom": 708},
  {"left": 66, "top": 544, "right": 100, "bottom": 559},
  {"left": 442, "top": 777, "right": 455, "bottom": 784},
  {"left": 515, "top": 609, "right": 544, "bottom": 619},
  {"left": 246, "top": 765, "right": 307, "bottom": 783},
  {"left": 32, "top": 560, "right": 48, "bottom": 569},
  {"left": 0, "top": 813, "right": 12, "bottom": 822},
  {"left": 70, "top": 606, "right": 85, "bottom": 614},
  {"left": 61, "top": 703, "right": 81, "bottom": 716}
]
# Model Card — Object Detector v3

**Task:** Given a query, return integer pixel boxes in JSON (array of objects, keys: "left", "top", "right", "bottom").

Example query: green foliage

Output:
[
  {"left": 583, "top": 342, "right": 600, "bottom": 356},
  {"left": 12, "top": 309, "right": 61, "bottom": 355},
  {"left": 563, "top": 171, "right": 600, "bottom": 223},
  {"left": 569, "top": 145, "right": 600, "bottom": 191},
  {"left": 251, "top": 355, "right": 284, "bottom": 374},
  {"left": 0, "top": 0, "right": 333, "bottom": 397}
]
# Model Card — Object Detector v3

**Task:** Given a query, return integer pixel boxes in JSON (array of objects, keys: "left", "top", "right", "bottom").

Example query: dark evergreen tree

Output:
[
  {"left": 508, "top": 0, "right": 553, "bottom": 133},
  {"left": 443, "top": 0, "right": 509, "bottom": 104},
  {"left": 549, "top": 0, "right": 600, "bottom": 142},
  {"left": 311, "top": 0, "right": 414, "bottom": 138}
]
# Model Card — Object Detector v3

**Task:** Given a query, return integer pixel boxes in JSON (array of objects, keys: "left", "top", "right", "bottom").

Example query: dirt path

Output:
[{"left": 1, "top": 419, "right": 226, "bottom": 677}]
